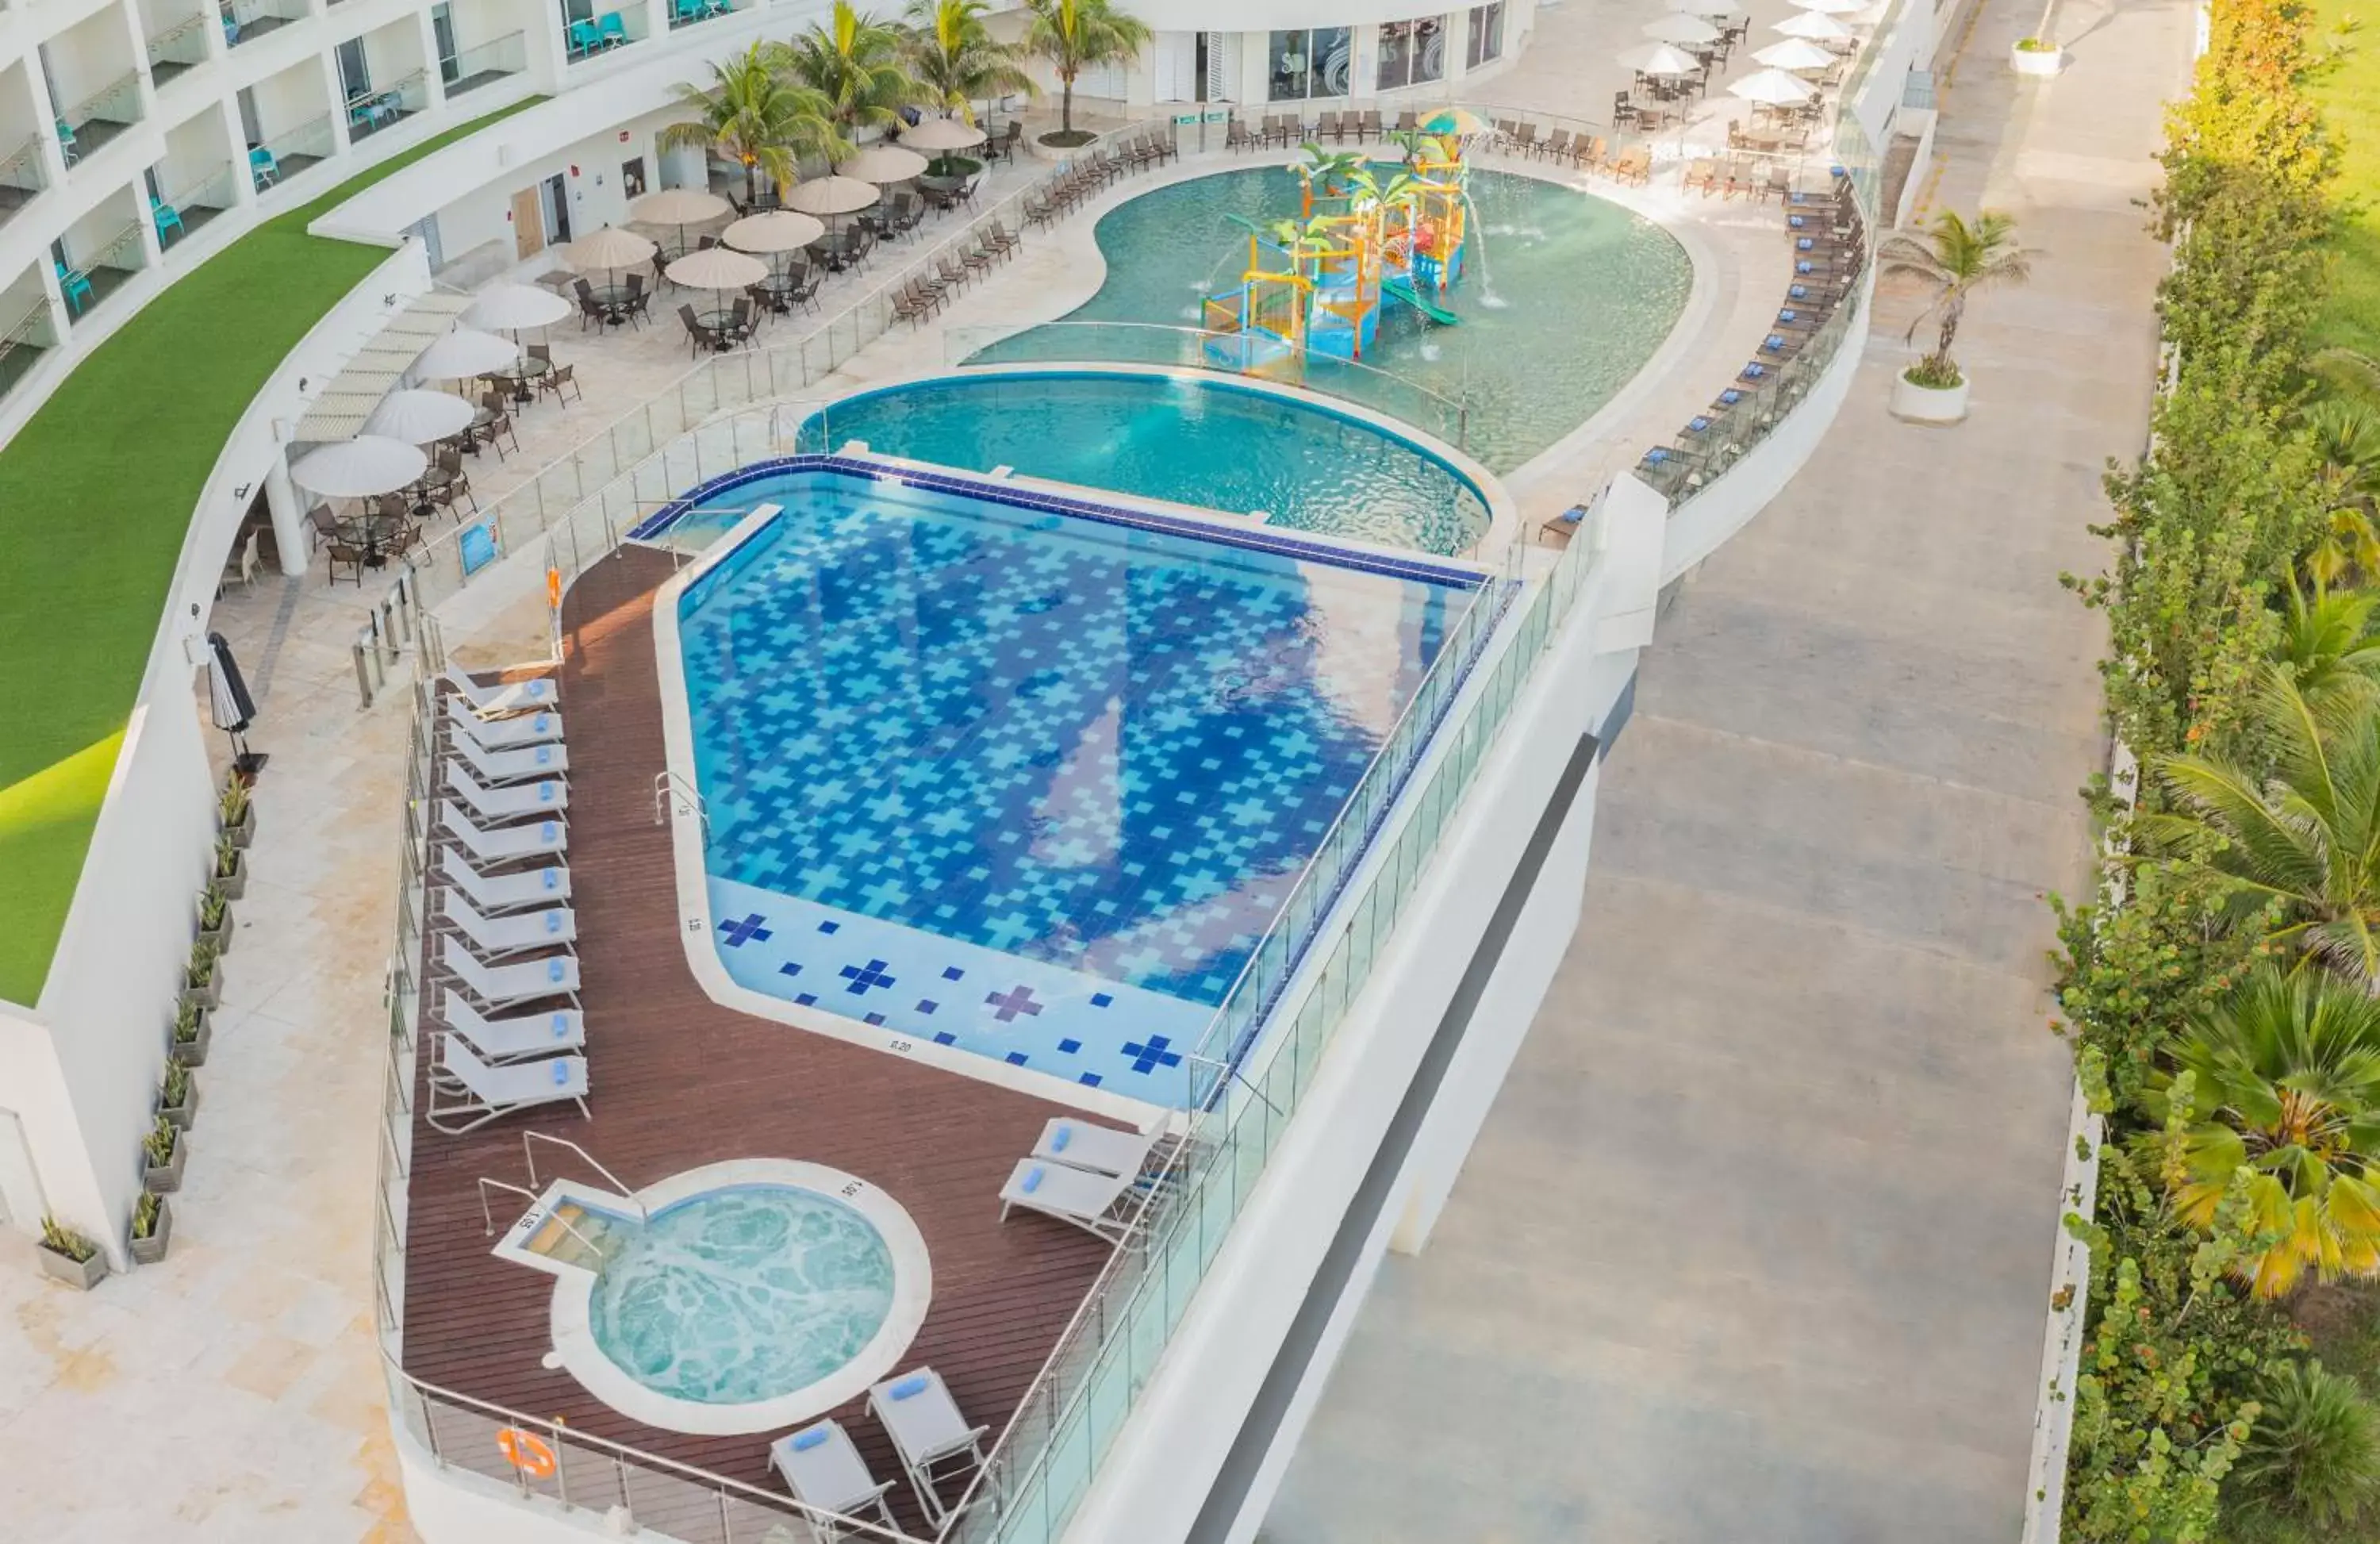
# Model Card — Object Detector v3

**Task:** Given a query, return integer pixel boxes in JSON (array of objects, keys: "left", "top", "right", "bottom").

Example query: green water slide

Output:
[{"left": 1382, "top": 275, "right": 1461, "bottom": 325}]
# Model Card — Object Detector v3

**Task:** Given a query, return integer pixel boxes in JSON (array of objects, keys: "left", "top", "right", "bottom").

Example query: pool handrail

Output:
[{"left": 523, "top": 1130, "right": 650, "bottom": 1221}]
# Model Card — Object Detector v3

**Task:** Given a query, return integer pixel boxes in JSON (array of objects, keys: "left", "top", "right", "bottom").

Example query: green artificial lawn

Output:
[
  {"left": 0, "top": 98, "right": 539, "bottom": 1008},
  {"left": 2309, "top": 0, "right": 2380, "bottom": 362}
]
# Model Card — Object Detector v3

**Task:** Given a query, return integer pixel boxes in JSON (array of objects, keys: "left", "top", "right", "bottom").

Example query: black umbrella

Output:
[{"left": 206, "top": 631, "right": 267, "bottom": 777}]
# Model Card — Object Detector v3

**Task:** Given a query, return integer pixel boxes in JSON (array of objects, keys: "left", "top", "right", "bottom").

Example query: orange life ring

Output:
[{"left": 497, "top": 1427, "right": 558, "bottom": 1480}]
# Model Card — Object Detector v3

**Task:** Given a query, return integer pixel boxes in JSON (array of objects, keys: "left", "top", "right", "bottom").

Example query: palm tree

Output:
[
  {"left": 904, "top": 0, "right": 1036, "bottom": 123},
  {"left": 2274, "top": 583, "right": 2380, "bottom": 705},
  {"left": 2152, "top": 672, "right": 2380, "bottom": 981},
  {"left": 1023, "top": 0, "right": 1150, "bottom": 139},
  {"left": 2305, "top": 398, "right": 2380, "bottom": 592},
  {"left": 661, "top": 46, "right": 846, "bottom": 206},
  {"left": 2144, "top": 964, "right": 2380, "bottom": 1299},
  {"left": 781, "top": 1, "right": 926, "bottom": 135},
  {"left": 1875, "top": 209, "right": 2031, "bottom": 386}
]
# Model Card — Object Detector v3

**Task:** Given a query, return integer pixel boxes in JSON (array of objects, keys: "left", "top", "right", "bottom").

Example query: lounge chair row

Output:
[
  {"left": 998, "top": 1116, "right": 1171, "bottom": 1244},
  {"left": 424, "top": 668, "right": 589, "bottom": 1135},
  {"left": 774, "top": 1365, "right": 989, "bottom": 1530}
]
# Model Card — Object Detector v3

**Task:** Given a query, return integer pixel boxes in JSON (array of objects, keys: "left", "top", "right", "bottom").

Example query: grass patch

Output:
[
  {"left": 2308, "top": 0, "right": 2380, "bottom": 360},
  {"left": 0, "top": 98, "right": 539, "bottom": 1008}
]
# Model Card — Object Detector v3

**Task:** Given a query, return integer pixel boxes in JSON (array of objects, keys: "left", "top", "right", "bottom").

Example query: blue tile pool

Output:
[{"left": 666, "top": 461, "right": 1491, "bottom": 1107}]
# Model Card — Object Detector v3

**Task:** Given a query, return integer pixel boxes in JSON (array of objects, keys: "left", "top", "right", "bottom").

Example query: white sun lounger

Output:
[
  {"left": 449, "top": 732, "right": 570, "bottom": 787},
  {"left": 1031, "top": 1117, "right": 1162, "bottom": 1180},
  {"left": 867, "top": 1369, "right": 990, "bottom": 1528},
  {"left": 998, "top": 1160, "right": 1144, "bottom": 1243},
  {"left": 447, "top": 698, "right": 563, "bottom": 749},
  {"left": 442, "top": 890, "right": 577, "bottom": 958},
  {"left": 447, "top": 762, "right": 568, "bottom": 824},
  {"left": 441, "top": 992, "right": 586, "bottom": 1063},
  {"left": 424, "top": 1034, "right": 589, "bottom": 1133},
  {"left": 769, "top": 1420, "right": 898, "bottom": 1534},
  {"left": 439, "top": 802, "right": 566, "bottom": 866},
  {"left": 441, "top": 939, "right": 580, "bottom": 1010},
  {"left": 438, "top": 848, "right": 571, "bottom": 914},
  {"left": 442, "top": 666, "right": 559, "bottom": 718}
]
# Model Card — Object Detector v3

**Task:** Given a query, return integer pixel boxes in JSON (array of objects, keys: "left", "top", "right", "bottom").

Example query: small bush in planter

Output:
[
  {"left": 37, "top": 1216, "right": 105, "bottom": 1289},
  {"left": 1902, "top": 355, "right": 1965, "bottom": 390},
  {"left": 2014, "top": 35, "right": 2054, "bottom": 50},
  {"left": 160, "top": 1058, "right": 198, "bottom": 1129},
  {"left": 212, "top": 832, "right": 247, "bottom": 899},
  {"left": 142, "top": 1115, "right": 186, "bottom": 1193},
  {"left": 219, "top": 776, "right": 255, "bottom": 847},
  {"left": 185, "top": 938, "right": 222, "bottom": 1009},
  {"left": 197, "top": 881, "right": 233, "bottom": 953},
  {"left": 129, "top": 1192, "right": 172, "bottom": 1265},
  {"left": 171, "top": 996, "right": 211, "bottom": 1066}
]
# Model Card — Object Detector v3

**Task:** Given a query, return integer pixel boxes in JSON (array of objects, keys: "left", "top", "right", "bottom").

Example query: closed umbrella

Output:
[
  {"left": 901, "top": 118, "right": 986, "bottom": 151},
  {"left": 1728, "top": 67, "right": 1819, "bottom": 103},
  {"left": 1641, "top": 11, "right": 1721, "bottom": 44},
  {"left": 1773, "top": 10, "right": 1855, "bottom": 39},
  {"left": 1753, "top": 36, "right": 1839, "bottom": 68},
  {"left": 364, "top": 389, "right": 474, "bottom": 444},
  {"left": 290, "top": 436, "right": 428, "bottom": 498},
  {"left": 207, "top": 632, "right": 266, "bottom": 776},
  {"left": 463, "top": 282, "right": 572, "bottom": 333},
  {"left": 666, "top": 247, "right": 770, "bottom": 290},
  {"left": 838, "top": 144, "right": 930, "bottom": 184},
  {"left": 724, "top": 209, "right": 827, "bottom": 255},
  {"left": 411, "top": 327, "right": 519, "bottom": 382},
  {"left": 563, "top": 225, "right": 658, "bottom": 273},
  {"left": 1615, "top": 41, "right": 1702, "bottom": 75}
]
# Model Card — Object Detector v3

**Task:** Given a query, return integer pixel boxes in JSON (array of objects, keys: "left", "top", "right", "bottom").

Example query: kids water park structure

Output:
[{"left": 1202, "top": 130, "right": 1477, "bottom": 382}]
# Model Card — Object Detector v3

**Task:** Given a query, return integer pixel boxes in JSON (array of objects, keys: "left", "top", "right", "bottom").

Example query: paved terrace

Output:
[{"left": 1269, "top": 0, "right": 2186, "bottom": 1537}]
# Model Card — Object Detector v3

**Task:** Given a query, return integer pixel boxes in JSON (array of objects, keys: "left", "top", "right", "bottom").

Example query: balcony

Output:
[
  {"left": 0, "top": 133, "right": 44, "bottom": 230},
  {"left": 562, "top": 3, "right": 648, "bottom": 62},
  {"left": 250, "top": 111, "right": 333, "bottom": 190},
  {"left": 56, "top": 220, "right": 145, "bottom": 325},
  {"left": 345, "top": 69, "right": 431, "bottom": 142},
  {"left": 0, "top": 294, "right": 54, "bottom": 401},
  {"left": 144, "top": 13, "right": 213, "bottom": 86},
  {"left": 56, "top": 71, "right": 144, "bottom": 164},
  {"left": 665, "top": 0, "right": 735, "bottom": 31},
  {"left": 222, "top": 0, "right": 309, "bottom": 48},
  {"left": 153, "top": 160, "right": 237, "bottom": 248},
  {"left": 443, "top": 29, "right": 526, "bottom": 96}
]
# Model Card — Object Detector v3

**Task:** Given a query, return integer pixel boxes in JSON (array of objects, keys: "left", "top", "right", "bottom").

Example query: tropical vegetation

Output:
[
  {"left": 904, "top": 0, "right": 1037, "bottom": 123},
  {"left": 1875, "top": 208, "right": 2030, "bottom": 389},
  {"left": 661, "top": 45, "right": 848, "bottom": 205},
  {"left": 1023, "top": 0, "right": 1150, "bottom": 140},
  {"left": 2052, "top": 0, "right": 2380, "bottom": 1536},
  {"left": 781, "top": 0, "right": 930, "bottom": 134}
]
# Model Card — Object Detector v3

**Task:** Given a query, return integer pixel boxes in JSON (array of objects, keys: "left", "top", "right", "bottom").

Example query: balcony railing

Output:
[
  {"left": 0, "top": 133, "right": 46, "bottom": 229},
  {"left": 0, "top": 298, "right": 57, "bottom": 400},
  {"left": 563, "top": 3, "right": 650, "bottom": 60},
  {"left": 222, "top": 0, "right": 309, "bottom": 47},
  {"left": 443, "top": 29, "right": 527, "bottom": 94},
  {"left": 666, "top": 0, "right": 736, "bottom": 30},
  {"left": 146, "top": 12, "right": 213, "bottom": 79},
  {"left": 346, "top": 69, "right": 432, "bottom": 142},
  {"left": 251, "top": 112, "right": 335, "bottom": 189},
  {"left": 56, "top": 71, "right": 146, "bottom": 163},
  {"left": 155, "top": 160, "right": 237, "bottom": 247}
]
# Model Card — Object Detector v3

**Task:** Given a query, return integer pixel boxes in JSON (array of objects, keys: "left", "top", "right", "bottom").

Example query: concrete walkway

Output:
[{"left": 1263, "top": 0, "right": 2190, "bottom": 1537}]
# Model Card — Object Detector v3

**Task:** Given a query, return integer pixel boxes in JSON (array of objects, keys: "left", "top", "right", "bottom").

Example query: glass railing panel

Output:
[
  {"left": 347, "top": 70, "right": 432, "bottom": 141},
  {"left": 0, "top": 133, "right": 46, "bottom": 197},
  {"left": 443, "top": 29, "right": 527, "bottom": 94},
  {"left": 56, "top": 71, "right": 145, "bottom": 163},
  {"left": 222, "top": 0, "right": 309, "bottom": 47},
  {"left": 146, "top": 13, "right": 212, "bottom": 74},
  {"left": 254, "top": 112, "right": 336, "bottom": 189}
]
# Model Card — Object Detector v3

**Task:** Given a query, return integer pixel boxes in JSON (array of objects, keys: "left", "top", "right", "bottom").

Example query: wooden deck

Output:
[{"left": 400, "top": 546, "right": 1111, "bottom": 1530}]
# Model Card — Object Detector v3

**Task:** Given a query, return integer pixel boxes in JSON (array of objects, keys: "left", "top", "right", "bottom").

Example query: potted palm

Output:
[
  {"left": 212, "top": 830, "right": 247, "bottom": 901},
  {"left": 197, "top": 881, "right": 233, "bottom": 955},
  {"left": 170, "top": 994, "right": 211, "bottom": 1067},
  {"left": 129, "top": 1191, "right": 172, "bottom": 1266},
  {"left": 1023, "top": 0, "right": 1150, "bottom": 148},
  {"left": 184, "top": 937, "right": 223, "bottom": 1012},
  {"left": 36, "top": 1218, "right": 106, "bottom": 1290},
  {"left": 1879, "top": 209, "right": 2031, "bottom": 424},
  {"left": 142, "top": 1115, "right": 186, "bottom": 1194},
  {"left": 219, "top": 774, "right": 255, "bottom": 848},
  {"left": 159, "top": 1057, "right": 198, "bottom": 1131},
  {"left": 660, "top": 44, "right": 847, "bottom": 210}
]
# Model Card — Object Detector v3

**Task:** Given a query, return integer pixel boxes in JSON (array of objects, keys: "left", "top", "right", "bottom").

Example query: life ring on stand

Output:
[{"left": 497, "top": 1427, "right": 559, "bottom": 1480}]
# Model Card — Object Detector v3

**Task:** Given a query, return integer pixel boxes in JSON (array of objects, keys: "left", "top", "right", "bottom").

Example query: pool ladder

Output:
[
  {"left": 476, "top": 1132, "right": 647, "bottom": 1256},
  {"left": 653, "top": 770, "right": 709, "bottom": 836}
]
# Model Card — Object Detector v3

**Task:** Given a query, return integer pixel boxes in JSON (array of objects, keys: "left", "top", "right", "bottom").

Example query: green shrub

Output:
[{"left": 2228, "top": 1359, "right": 2380, "bottom": 1531}]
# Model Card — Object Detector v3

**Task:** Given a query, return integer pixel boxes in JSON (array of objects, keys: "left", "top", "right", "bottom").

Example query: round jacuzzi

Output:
[{"left": 547, "top": 1159, "right": 930, "bottom": 1435}]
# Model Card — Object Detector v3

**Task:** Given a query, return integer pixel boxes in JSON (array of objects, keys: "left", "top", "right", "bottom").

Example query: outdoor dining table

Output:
[
  {"left": 585, "top": 283, "right": 635, "bottom": 322},
  {"left": 485, "top": 357, "right": 552, "bottom": 404},
  {"left": 335, "top": 512, "right": 410, "bottom": 568}
]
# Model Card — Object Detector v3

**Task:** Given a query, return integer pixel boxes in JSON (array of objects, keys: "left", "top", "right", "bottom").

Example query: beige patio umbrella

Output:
[
  {"left": 1752, "top": 36, "right": 1839, "bottom": 69},
  {"left": 290, "top": 436, "right": 428, "bottom": 498},
  {"left": 724, "top": 209, "right": 827, "bottom": 255},
  {"left": 1641, "top": 10, "right": 1721, "bottom": 44},
  {"left": 1772, "top": 10, "right": 1856, "bottom": 39},
  {"left": 562, "top": 225, "right": 658, "bottom": 272},
  {"left": 666, "top": 246, "right": 770, "bottom": 290},
  {"left": 785, "top": 175, "right": 881, "bottom": 233},
  {"left": 837, "top": 145, "right": 930, "bottom": 184},
  {"left": 631, "top": 187, "right": 731, "bottom": 225},
  {"left": 363, "top": 389, "right": 474, "bottom": 444},
  {"left": 901, "top": 118, "right": 987, "bottom": 152},
  {"left": 1728, "top": 67, "right": 1819, "bottom": 104},
  {"left": 411, "top": 327, "right": 520, "bottom": 382},
  {"left": 1615, "top": 41, "right": 1702, "bottom": 75},
  {"left": 462, "top": 282, "right": 572, "bottom": 334}
]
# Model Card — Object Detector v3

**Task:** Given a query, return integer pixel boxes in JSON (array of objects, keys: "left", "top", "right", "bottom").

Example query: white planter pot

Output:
[
  {"left": 1890, "top": 371, "right": 1971, "bottom": 424},
  {"left": 2010, "top": 43, "right": 2063, "bottom": 75}
]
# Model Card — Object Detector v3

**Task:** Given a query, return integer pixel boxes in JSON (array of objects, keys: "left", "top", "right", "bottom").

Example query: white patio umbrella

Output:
[
  {"left": 1773, "top": 10, "right": 1856, "bottom": 39},
  {"left": 562, "top": 225, "right": 658, "bottom": 273},
  {"left": 785, "top": 175, "right": 881, "bottom": 216},
  {"left": 666, "top": 246, "right": 770, "bottom": 290},
  {"left": 363, "top": 389, "right": 475, "bottom": 444},
  {"left": 837, "top": 144, "right": 930, "bottom": 184},
  {"left": 901, "top": 118, "right": 986, "bottom": 152},
  {"left": 411, "top": 327, "right": 520, "bottom": 382},
  {"left": 1679, "top": 0, "right": 1741, "bottom": 12},
  {"left": 1728, "top": 67, "right": 1819, "bottom": 104},
  {"left": 463, "top": 282, "right": 572, "bottom": 335},
  {"left": 723, "top": 209, "right": 827, "bottom": 255},
  {"left": 631, "top": 187, "right": 731, "bottom": 225},
  {"left": 1790, "top": 0, "right": 1870, "bottom": 13},
  {"left": 1641, "top": 11, "right": 1721, "bottom": 44},
  {"left": 290, "top": 436, "right": 428, "bottom": 498},
  {"left": 1615, "top": 41, "right": 1702, "bottom": 75},
  {"left": 1753, "top": 36, "right": 1839, "bottom": 69}
]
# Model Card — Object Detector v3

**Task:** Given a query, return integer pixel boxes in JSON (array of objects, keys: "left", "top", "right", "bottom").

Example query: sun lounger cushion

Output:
[
  {"left": 1020, "top": 1166, "right": 1046, "bottom": 1193},
  {"left": 887, "top": 1374, "right": 931, "bottom": 1400},
  {"left": 790, "top": 1427, "right": 830, "bottom": 1452}
]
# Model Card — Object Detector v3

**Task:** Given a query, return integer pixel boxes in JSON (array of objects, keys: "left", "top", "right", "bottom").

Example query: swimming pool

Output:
[
  {"left": 658, "top": 458, "right": 1496, "bottom": 1109},
  {"left": 973, "top": 166, "right": 1693, "bottom": 473},
  {"left": 799, "top": 368, "right": 1494, "bottom": 555}
]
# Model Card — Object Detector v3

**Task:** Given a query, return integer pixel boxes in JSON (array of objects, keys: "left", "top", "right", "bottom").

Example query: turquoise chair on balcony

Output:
[
  {"left": 566, "top": 17, "right": 602, "bottom": 55},
  {"left": 55, "top": 118, "right": 77, "bottom": 166},
  {"left": 55, "top": 260, "right": 94, "bottom": 315},
  {"left": 151, "top": 196, "right": 184, "bottom": 244},
  {"left": 597, "top": 11, "right": 628, "bottom": 46},
  {"left": 248, "top": 145, "right": 278, "bottom": 190}
]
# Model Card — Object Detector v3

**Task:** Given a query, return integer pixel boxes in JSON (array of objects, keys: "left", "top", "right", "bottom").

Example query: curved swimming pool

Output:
[
  {"left": 799, "top": 368, "right": 1494, "bottom": 554},
  {"left": 971, "top": 165, "right": 1694, "bottom": 473}
]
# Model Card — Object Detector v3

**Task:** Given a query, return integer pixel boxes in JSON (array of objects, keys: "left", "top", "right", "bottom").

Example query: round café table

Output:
[{"left": 486, "top": 357, "right": 553, "bottom": 405}]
